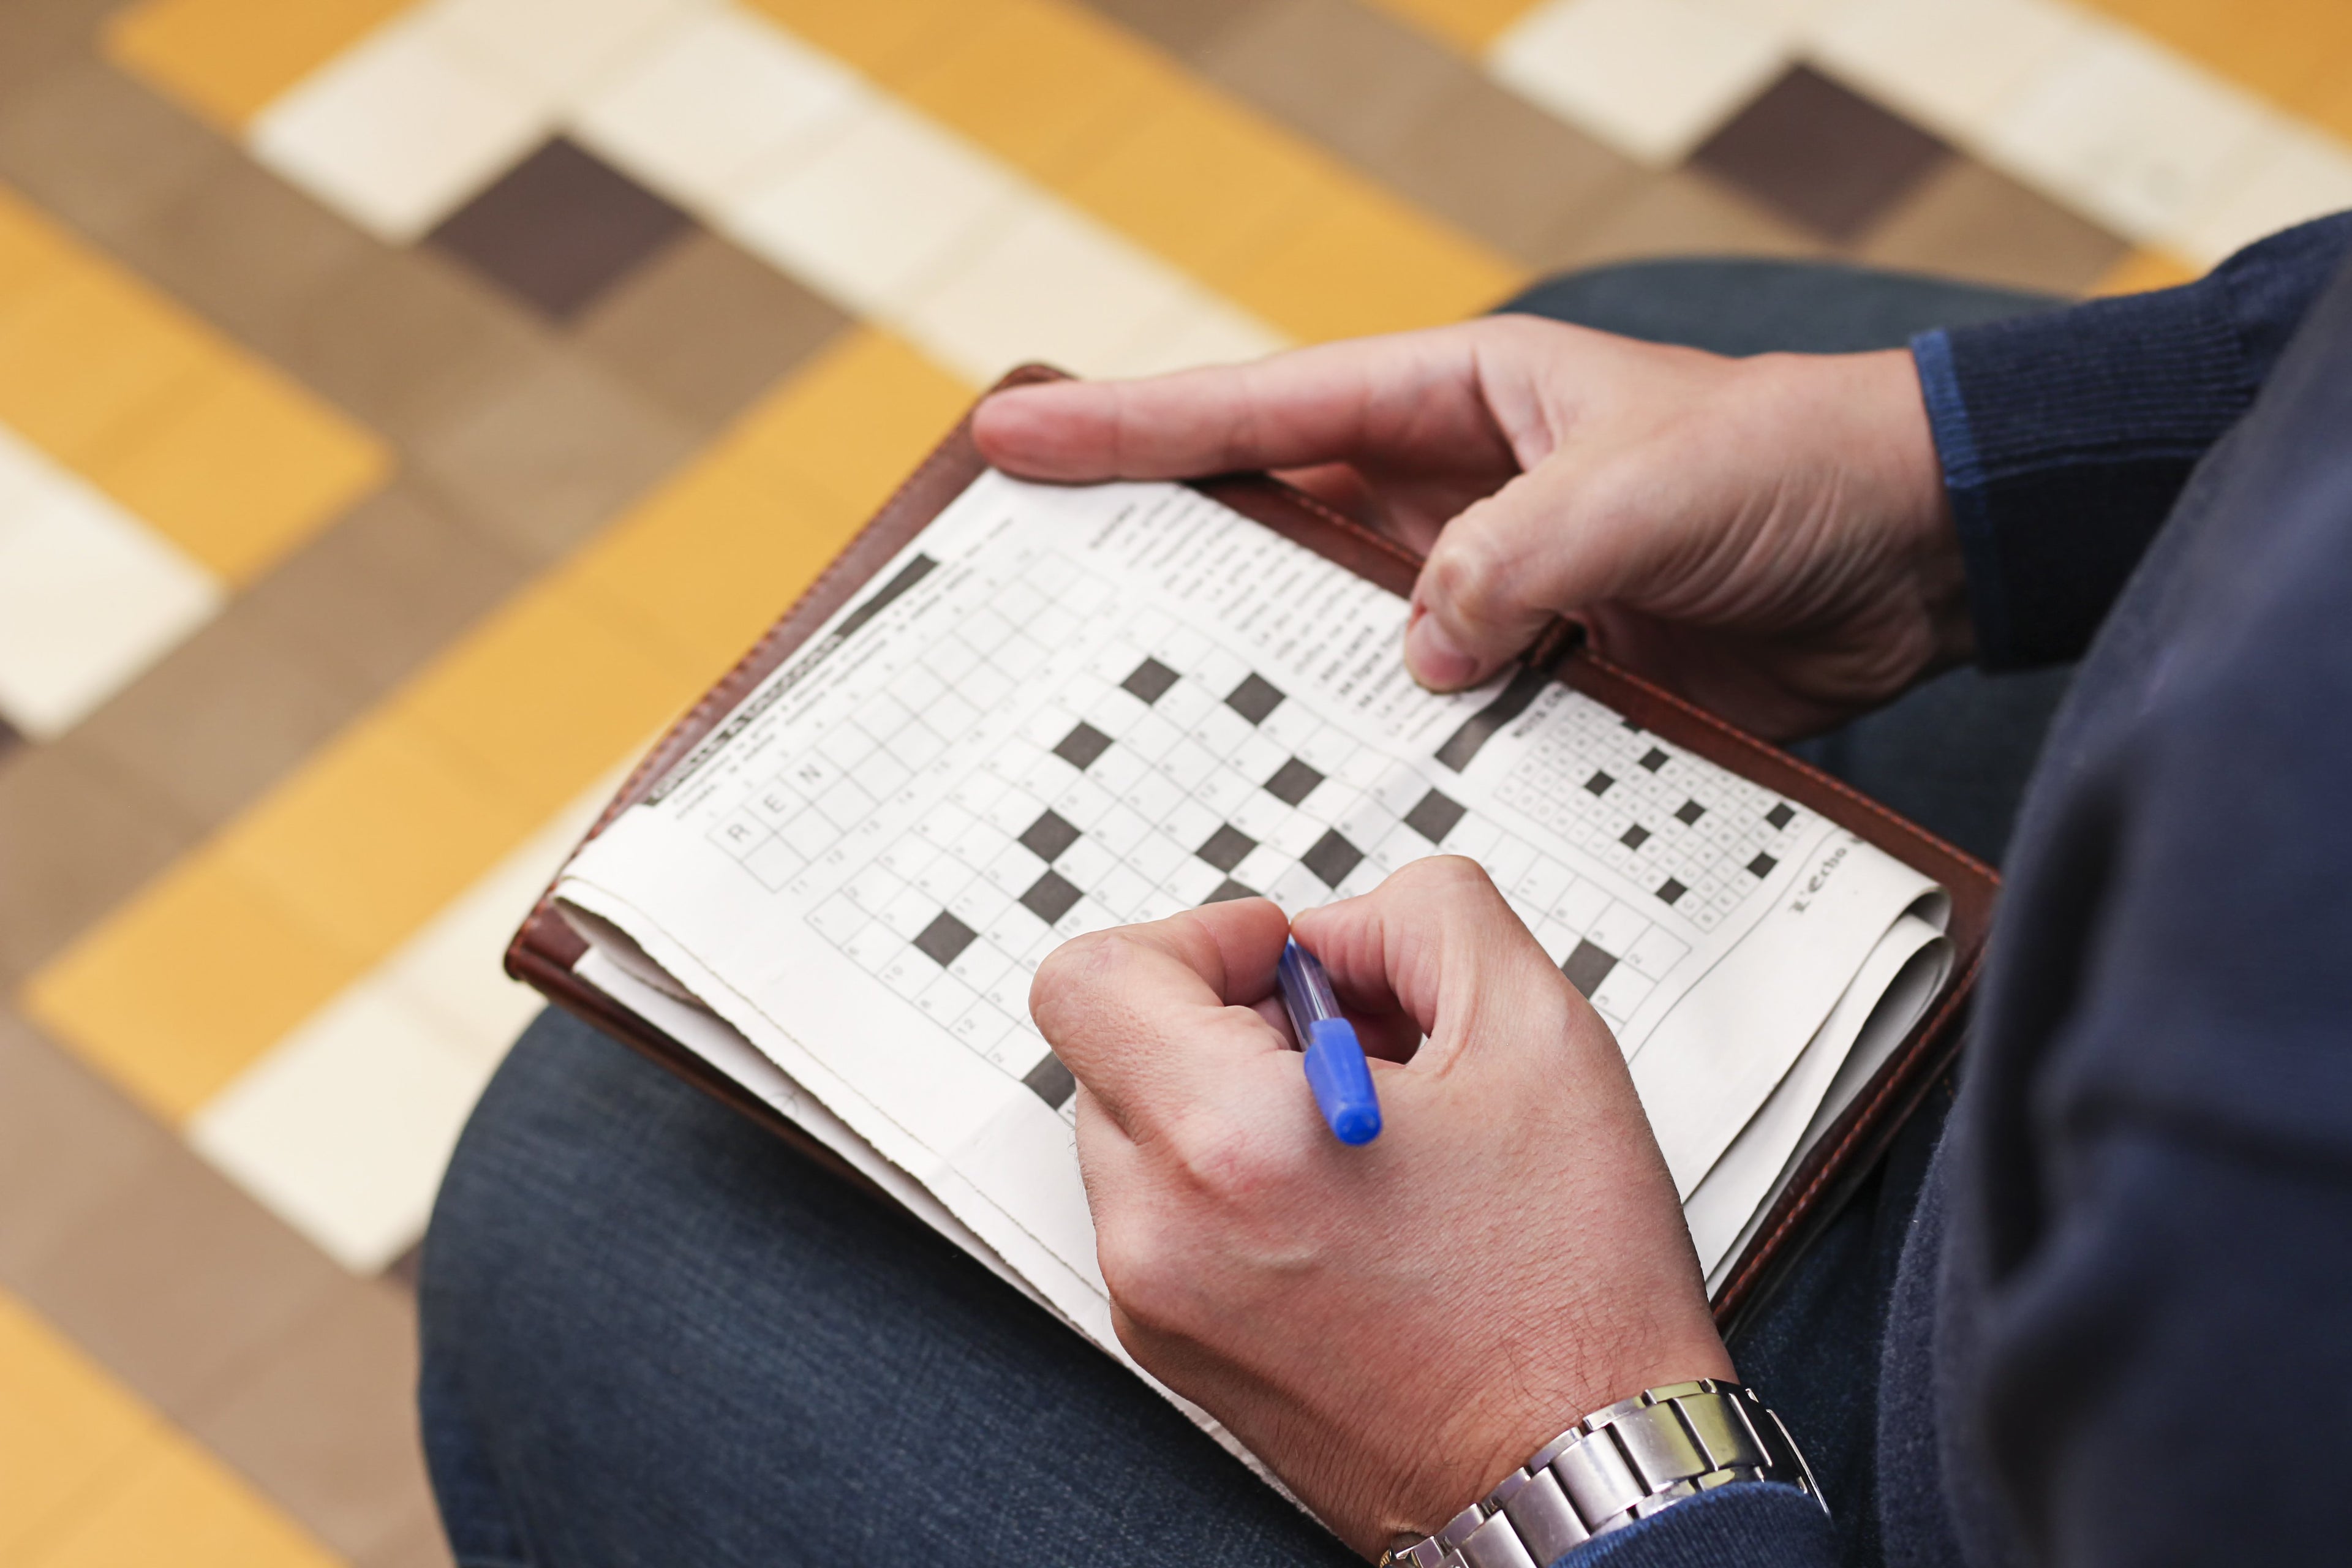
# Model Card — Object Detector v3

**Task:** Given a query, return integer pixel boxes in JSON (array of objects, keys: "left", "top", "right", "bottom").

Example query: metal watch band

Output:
[{"left": 1378, "top": 1381, "right": 1823, "bottom": 1568}]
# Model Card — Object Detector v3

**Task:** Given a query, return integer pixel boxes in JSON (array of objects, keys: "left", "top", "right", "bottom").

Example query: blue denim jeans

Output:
[{"left": 418, "top": 260, "right": 2071, "bottom": 1567}]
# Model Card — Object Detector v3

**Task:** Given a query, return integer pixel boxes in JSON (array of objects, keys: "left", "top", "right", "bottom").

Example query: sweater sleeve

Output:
[
  {"left": 1542, "top": 1480, "right": 1837, "bottom": 1567},
  {"left": 1909, "top": 213, "right": 2352, "bottom": 668}
]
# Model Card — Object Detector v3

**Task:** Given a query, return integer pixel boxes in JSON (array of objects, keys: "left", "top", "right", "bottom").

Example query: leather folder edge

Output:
[{"left": 505, "top": 364, "right": 1997, "bottom": 1331}]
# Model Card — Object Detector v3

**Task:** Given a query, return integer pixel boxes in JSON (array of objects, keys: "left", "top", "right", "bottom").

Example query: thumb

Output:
[{"left": 1404, "top": 461, "right": 1625, "bottom": 690}]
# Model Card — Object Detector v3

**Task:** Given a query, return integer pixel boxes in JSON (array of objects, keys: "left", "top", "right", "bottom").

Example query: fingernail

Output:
[{"left": 1406, "top": 614, "right": 1480, "bottom": 689}]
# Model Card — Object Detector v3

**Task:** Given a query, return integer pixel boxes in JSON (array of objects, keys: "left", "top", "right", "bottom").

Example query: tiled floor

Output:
[{"left": 2, "top": 0, "right": 2347, "bottom": 1559}]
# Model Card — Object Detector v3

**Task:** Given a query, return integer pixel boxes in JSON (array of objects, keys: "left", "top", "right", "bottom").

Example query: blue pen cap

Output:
[{"left": 1302, "top": 1017, "right": 1382, "bottom": 1145}]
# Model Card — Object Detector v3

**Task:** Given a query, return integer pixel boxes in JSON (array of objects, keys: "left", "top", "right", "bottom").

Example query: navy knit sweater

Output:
[{"left": 1579, "top": 213, "right": 2352, "bottom": 1567}]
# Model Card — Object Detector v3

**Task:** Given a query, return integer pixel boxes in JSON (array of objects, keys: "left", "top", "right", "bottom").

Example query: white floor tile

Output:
[
  {"left": 1808, "top": 0, "right": 2090, "bottom": 143},
  {"left": 419, "top": 0, "right": 710, "bottom": 109},
  {"left": 1977, "top": 23, "right": 2270, "bottom": 243},
  {"left": 1095, "top": 288, "right": 1291, "bottom": 379},
  {"left": 1489, "top": 0, "right": 1792, "bottom": 165},
  {"left": 0, "top": 435, "right": 220, "bottom": 739},
  {"left": 251, "top": 10, "right": 551, "bottom": 242},
  {"left": 2168, "top": 121, "right": 2352, "bottom": 268},
  {"left": 720, "top": 97, "right": 1022, "bottom": 317},
  {"left": 189, "top": 982, "right": 496, "bottom": 1273},
  {"left": 899, "top": 199, "right": 1213, "bottom": 382},
  {"left": 383, "top": 771, "right": 628, "bottom": 1063},
  {"left": 570, "top": 4, "right": 866, "bottom": 211}
]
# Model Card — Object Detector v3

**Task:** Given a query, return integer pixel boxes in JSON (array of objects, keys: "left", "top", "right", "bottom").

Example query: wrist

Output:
[{"left": 1382, "top": 1379, "right": 1823, "bottom": 1567}]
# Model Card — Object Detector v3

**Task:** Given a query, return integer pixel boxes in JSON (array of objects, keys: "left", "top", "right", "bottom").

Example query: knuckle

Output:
[
  {"left": 1387, "top": 853, "right": 1496, "bottom": 903},
  {"left": 1027, "top": 930, "right": 1136, "bottom": 1039},
  {"left": 1426, "top": 515, "right": 1522, "bottom": 627}
]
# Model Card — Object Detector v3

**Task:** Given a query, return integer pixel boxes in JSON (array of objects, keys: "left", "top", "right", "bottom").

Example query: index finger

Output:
[
  {"left": 1029, "top": 896, "right": 1290, "bottom": 1128},
  {"left": 971, "top": 328, "right": 1512, "bottom": 481}
]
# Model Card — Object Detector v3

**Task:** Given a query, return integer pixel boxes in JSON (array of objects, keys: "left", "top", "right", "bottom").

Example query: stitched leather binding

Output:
[{"left": 504, "top": 364, "right": 1996, "bottom": 1330}]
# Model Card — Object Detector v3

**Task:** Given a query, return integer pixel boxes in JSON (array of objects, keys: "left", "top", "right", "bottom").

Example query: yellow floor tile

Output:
[
  {"left": 744, "top": 0, "right": 1522, "bottom": 347},
  {"left": 1064, "top": 96, "right": 1327, "bottom": 290},
  {"left": 0, "top": 267, "right": 213, "bottom": 469},
  {"left": 2081, "top": 0, "right": 2352, "bottom": 123},
  {"left": 26, "top": 1427, "right": 342, "bottom": 1568},
  {"left": 734, "top": 329, "right": 976, "bottom": 516},
  {"left": 1355, "top": 0, "right": 1542, "bottom": 53},
  {"left": 90, "top": 356, "right": 390, "bottom": 586},
  {"left": 104, "top": 0, "right": 413, "bottom": 130},
  {"left": 570, "top": 434, "right": 863, "bottom": 674},
  {"left": 216, "top": 717, "right": 543, "bottom": 962},
  {"left": 2094, "top": 247, "right": 2201, "bottom": 295},
  {"left": 21, "top": 330, "right": 969, "bottom": 1126},
  {"left": 0, "top": 188, "right": 78, "bottom": 310},
  {"left": 21, "top": 848, "right": 364, "bottom": 1121},
  {"left": 895, "top": 0, "right": 1186, "bottom": 183},
  {"left": 0, "top": 1293, "right": 161, "bottom": 1563},
  {"left": 1228, "top": 182, "right": 1525, "bottom": 341},
  {"left": 392, "top": 586, "right": 706, "bottom": 826}
]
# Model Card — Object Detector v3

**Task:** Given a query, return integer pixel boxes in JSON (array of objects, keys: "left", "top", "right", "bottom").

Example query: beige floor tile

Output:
[
  {"left": 1369, "top": 64, "right": 1638, "bottom": 266},
  {"left": 575, "top": 229, "right": 850, "bottom": 434},
  {"left": 0, "top": 1009, "right": 174, "bottom": 1281},
  {"left": 111, "top": 154, "right": 374, "bottom": 380},
  {"left": 1197, "top": 0, "right": 1635, "bottom": 264},
  {"left": 1081, "top": 0, "right": 1274, "bottom": 59},
  {"left": 1534, "top": 164, "right": 1822, "bottom": 273},
  {"left": 281, "top": 244, "right": 552, "bottom": 446},
  {"left": 190, "top": 1281, "right": 443, "bottom": 1564},
  {"left": 409, "top": 349, "right": 698, "bottom": 563},
  {"left": 356, "top": 1512, "right": 458, "bottom": 1568},
  {"left": 1196, "top": 0, "right": 1460, "bottom": 168},
  {"left": 0, "top": 743, "right": 192, "bottom": 986},
  {"left": 10, "top": 1133, "right": 345, "bottom": 1420},
  {"left": 0, "top": 55, "right": 233, "bottom": 246},
  {"left": 239, "top": 480, "right": 535, "bottom": 699},
  {"left": 0, "top": 0, "right": 118, "bottom": 100},
  {"left": 1856, "top": 158, "right": 2126, "bottom": 296},
  {"left": 68, "top": 609, "right": 372, "bottom": 830}
]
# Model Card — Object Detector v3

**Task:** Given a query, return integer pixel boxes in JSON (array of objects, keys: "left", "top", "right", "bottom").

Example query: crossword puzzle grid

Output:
[
  {"left": 710, "top": 558, "right": 1815, "bottom": 1111},
  {"left": 1493, "top": 693, "right": 1811, "bottom": 937}
]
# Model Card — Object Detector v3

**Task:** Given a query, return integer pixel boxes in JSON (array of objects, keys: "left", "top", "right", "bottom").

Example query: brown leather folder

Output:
[{"left": 506, "top": 365, "right": 1996, "bottom": 1337}]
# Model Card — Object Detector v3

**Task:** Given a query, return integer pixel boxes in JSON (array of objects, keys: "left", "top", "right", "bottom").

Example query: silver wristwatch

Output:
[{"left": 1378, "top": 1380, "right": 1823, "bottom": 1568}]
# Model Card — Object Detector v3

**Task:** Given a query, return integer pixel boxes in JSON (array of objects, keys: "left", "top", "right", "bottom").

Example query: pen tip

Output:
[{"left": 1332, "top": 1105, "right": 1381, "bottom": 1145}]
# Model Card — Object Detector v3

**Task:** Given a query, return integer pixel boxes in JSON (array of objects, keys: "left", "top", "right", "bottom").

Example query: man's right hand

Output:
[{"left": 973, "top": 316, "right": 1967, "bottom": 741}]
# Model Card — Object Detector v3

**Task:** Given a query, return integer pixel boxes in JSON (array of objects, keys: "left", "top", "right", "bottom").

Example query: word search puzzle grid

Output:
[{"left": 704, "top": 537, "right": 1819, "bottom": 1118}]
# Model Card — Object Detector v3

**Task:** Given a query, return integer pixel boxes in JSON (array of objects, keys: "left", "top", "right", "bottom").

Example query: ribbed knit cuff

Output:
[
  {"left": 1556, "top": 1481, "right": 1837, "bottom": 1567},
  {"left": 1910, "top": 282, "right": 2254, "bottom": 668}
]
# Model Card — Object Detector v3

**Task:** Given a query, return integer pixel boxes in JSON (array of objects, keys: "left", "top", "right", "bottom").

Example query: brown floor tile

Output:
[
  {"left": 0, "top": 713, "right": 21, "bottom": 760},
  {"left": 0, "top": 53, "right": 235, "bottom": 246},
  {"left": 429, "top": 137, "right": 693, "bottom": 322},
  {"left": 0, "top": 1007, "right": 175, "bottom": 1281},
  {"left": 1196, "top": 0, "right": 1634, "bottom": 265},
  {"left": 1536, "top": 165, "right": 1824, "bottom": 276},
  {"left": 113, "top": 149, "right": 376, "bottom": 370},
  {"left": 0, "top": 743, "right": 194, "bottom": 986},
  {"left": 356, "top": 1510, "right": 458, "bottom": 1568},
  {"left": 193, "top": 1281, "right": 443, "bottom": 1564},
  {"left": 410, "top": 349, "right": 699, "bottom": 562},
  {"left": 1082, "top": 0, "right": 1275, "bottom": 58},
  {"left": 10, "top": 1125, "right": 346, "bottom": 1420},
  {"left": 1856, "top": 157, "right": 2125, "bottom": 298},
  {"left": 284, "top": 244, "right": 556, "bottom": 447},
  {"left": 575, "top": 229, "right": 849, "bottom": 434},
  {"left": 239, "top": 480, "right": 536, "bottom": 697},
  {"left": 1692, "top": 65, "right": 1950, "bottom": 243},
  {"left": 67, "top": 606, "right": 376, "bottom": 831},
  {"left": 381, "top": 1242, "right": 423, "bottom": 1291},
  {"left": 0, "top": 0, "right": 115, "bottom": 99}
]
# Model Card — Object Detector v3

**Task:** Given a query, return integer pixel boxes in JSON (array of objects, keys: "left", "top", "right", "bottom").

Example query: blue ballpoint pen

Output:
[{"left": 1275, "top": 938, "right": 1382, "bottom": 1145}]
